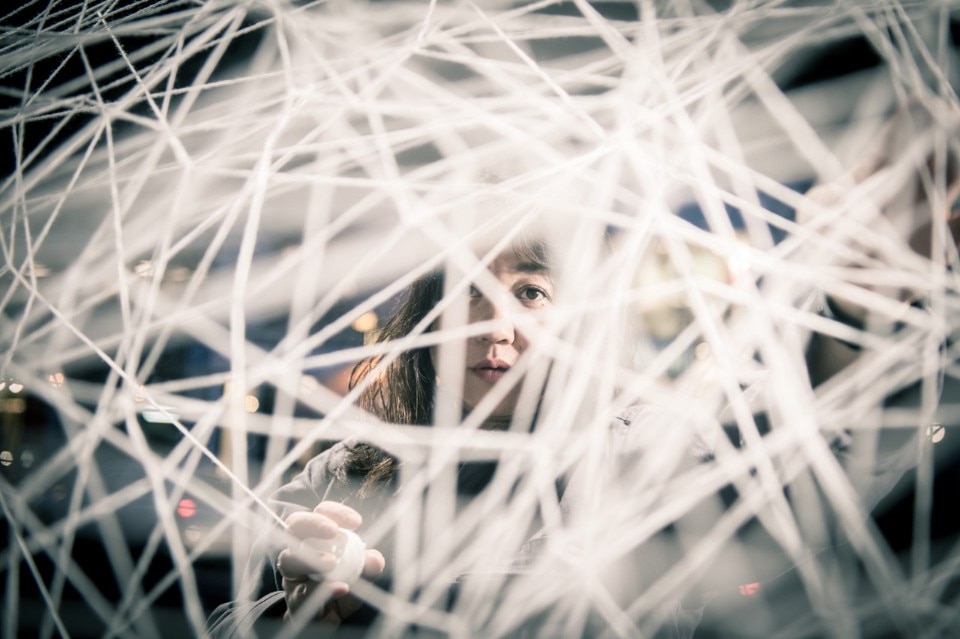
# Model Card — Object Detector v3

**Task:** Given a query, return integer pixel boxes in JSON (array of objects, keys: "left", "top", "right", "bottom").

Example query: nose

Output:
[{"left": 473, "top": 297, "right": 515, "bottom": 344}]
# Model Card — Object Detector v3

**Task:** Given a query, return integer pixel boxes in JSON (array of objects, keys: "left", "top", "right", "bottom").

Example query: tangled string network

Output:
[{"left": 1, "top": 0, "right": 959, "bottom": 637}]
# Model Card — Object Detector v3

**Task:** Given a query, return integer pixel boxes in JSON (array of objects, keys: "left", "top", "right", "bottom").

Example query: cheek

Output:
[{"left": 514, "top": 328, "right": 530, "bottom": 351}]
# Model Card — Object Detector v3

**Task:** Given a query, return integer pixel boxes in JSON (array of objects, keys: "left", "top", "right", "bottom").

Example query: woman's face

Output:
[{"left": 458, "top": 249, "right": 553, "bottom": 421}]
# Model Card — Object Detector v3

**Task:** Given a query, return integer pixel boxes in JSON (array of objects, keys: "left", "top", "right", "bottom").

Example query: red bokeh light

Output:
[{"left": 177, "top": 498, "right": 197, "bottom": 518}]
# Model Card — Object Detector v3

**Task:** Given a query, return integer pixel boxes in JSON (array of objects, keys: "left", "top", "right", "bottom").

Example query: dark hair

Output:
[
  {"left": 344, "top": 239, "right": 551, "bottom": 495},
  {"left": 343, "top": 273, "right": 443, "bottom": 493},
  {"left": 350, "top": 274, "right": 444, "bottom": 425}
]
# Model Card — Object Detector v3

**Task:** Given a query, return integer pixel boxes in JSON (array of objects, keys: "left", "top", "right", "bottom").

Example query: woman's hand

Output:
[{"left": 276, "top": 501, "right": 386, "bottom": 627}]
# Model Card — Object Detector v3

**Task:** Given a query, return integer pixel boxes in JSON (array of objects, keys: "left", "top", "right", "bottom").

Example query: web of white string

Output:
[{"left": 1, "top": 1, "right": 959, "bottom": 638}]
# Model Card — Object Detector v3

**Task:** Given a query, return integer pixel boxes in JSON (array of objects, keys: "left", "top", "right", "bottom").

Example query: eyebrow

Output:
[{"left": 513, "top": 261, "right": 549, "bottom": 273}]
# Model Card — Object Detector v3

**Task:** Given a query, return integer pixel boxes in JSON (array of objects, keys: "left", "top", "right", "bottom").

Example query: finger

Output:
[
  {"left": 283, "top": 577, "right": 313, "bottom": 615},
  {"left": 288, "top": 579, "right": 349, "bottom": 600},
  {"left": 313, "top": 501, "right": 363, "bottom": 530},
  {"left": 277, "top": 547, "right": 337, "bottom": 578},
  {"left": 326, "top": 581, "right": 351, "bottom": 599},
  {"left": 285, "top": 511, "right": 339, "bottom": 541},
  {"left": 327, "top": 591, "right": 363, "bottom": 623},
  {"left": 284, "top": 577, "right": 349, "bottom": 601},
  {"left": 283, "top": 578, "right": 350, "bottom": 618},
  {"left": 362, "top": 549, "right": 386, "bottom": 579}
]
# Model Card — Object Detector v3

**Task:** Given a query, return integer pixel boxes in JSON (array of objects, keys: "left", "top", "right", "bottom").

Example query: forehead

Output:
[{"left": 488, "top": 248, "right": 550, "bottom": 276}]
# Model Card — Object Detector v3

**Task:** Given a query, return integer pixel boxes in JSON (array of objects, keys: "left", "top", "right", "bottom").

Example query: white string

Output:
[{"left": 1, "top": 1, "right": 958, "bottom": 637}]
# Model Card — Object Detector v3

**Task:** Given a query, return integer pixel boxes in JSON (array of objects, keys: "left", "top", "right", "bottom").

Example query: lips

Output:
[{"left": 470, "top": 359, "right": 510, "bottom": 383}]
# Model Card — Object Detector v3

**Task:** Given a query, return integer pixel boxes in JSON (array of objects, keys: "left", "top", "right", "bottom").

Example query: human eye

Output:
[
  {"left": 516, "top": 284, "right": 550, "bottom": 307},
  {"left": 467, "top": 284, "right": 482, "bottom": 299}
]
